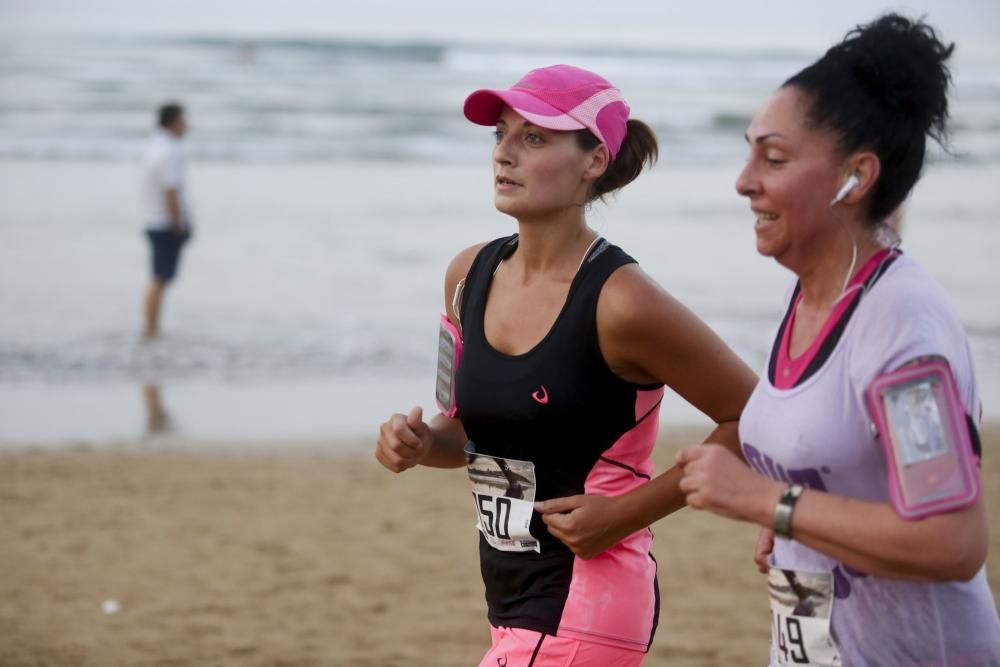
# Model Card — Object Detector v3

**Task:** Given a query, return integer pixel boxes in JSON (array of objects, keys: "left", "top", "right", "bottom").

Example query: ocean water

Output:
[
  {"left": 1, "top": 30, "right": 999, "bottom": 442},
  {"left": 2, "top": 34, "right": 1000, "bottom": 166}
]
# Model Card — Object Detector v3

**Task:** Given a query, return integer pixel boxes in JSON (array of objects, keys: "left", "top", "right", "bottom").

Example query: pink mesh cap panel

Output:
[{"left": 564, "top": 88, "right": 629, "bottom": 155}]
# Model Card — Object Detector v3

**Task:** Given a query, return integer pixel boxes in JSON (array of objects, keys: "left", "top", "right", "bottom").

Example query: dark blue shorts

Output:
[{"left": 146, "top": 229, "right": 190, "bottom": 282}]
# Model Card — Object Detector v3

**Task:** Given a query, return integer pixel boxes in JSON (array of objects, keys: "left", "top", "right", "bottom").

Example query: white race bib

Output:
[
  {"left": 768, "top": 568, "right": 842, "bottom": 666},
  {"left": 466, "top": 449, "right": 539, "bottom": 553}
]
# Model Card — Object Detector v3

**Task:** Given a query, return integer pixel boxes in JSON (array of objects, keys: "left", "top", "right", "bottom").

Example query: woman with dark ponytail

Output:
[
  {"left": 375, "top": 64, "right": 757, "bottom": 665},
  {"left": 677, "top": 15, "right": 1000, "bottom": 665}
]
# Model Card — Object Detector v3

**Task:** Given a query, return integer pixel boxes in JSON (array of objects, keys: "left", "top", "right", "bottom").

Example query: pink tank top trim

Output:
[
  {"left": 774, "top": 249, "right": 894, "bottom": 389},
  {"left": 556, "top": 387, "right": 662, "bottom": 651}
]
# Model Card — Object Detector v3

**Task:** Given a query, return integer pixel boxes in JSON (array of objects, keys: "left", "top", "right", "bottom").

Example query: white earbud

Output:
[{"left": 830, "top": 174, "right": 859, "bottom": 206}]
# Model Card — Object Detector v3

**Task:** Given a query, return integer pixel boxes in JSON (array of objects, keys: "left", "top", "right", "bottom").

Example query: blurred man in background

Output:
[{"left": 142, "top": 102, "right": 192, "bottom": 339}]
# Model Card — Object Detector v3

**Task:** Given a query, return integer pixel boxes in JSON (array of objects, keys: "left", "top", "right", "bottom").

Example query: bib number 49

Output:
[
  {"left": 474, "top": 493, "right": 512, "bottom": 540},
  {"left": 772, "top": 610, "right": 810, "bottom": 664}
]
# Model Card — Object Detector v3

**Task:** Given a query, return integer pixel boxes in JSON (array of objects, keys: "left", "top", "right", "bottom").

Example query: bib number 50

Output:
[{"left": 474, "top": 493, "right": 512, "bottom": 539}]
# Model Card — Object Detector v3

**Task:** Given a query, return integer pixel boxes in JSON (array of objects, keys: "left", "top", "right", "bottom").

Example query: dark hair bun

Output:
[
  {"left": 830, "top": 14, "right": 954, "bottom": 144},
  {"left": 783, "top": 13, "right": 955, "bottom": 222}
]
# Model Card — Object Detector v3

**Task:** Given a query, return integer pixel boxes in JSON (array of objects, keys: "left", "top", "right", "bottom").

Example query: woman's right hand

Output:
[
  {"left": 375, "top": 406, "right": 432, "bottom": 473},
  {"left": 754, "top": 527, "right": 775, "bottom": 574}
]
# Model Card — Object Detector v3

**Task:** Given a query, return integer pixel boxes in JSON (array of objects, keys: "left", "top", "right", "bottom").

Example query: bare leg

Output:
[{"left": 144, "top": 278, "right": 167, "bottom": 338}]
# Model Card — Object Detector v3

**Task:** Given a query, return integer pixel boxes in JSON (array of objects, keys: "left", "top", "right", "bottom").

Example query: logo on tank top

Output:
[
  {"left": 531, "top": 386, "right": 549, "bottom": 404},
  {"left": 742, "top": 442, "right": 829, "bottom": 491},
  {"left": 743, "top": 441, "right": 868, "bottom": 599}
]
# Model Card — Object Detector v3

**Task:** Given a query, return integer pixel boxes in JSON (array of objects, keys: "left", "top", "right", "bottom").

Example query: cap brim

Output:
[{"left": 463, "top": 89, "right": 586, "bottom": 131}]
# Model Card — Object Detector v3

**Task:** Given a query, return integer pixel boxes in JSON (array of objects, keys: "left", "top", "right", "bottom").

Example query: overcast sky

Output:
[{"left": 1, "top": 0, "right": 997, "bottom": 62}]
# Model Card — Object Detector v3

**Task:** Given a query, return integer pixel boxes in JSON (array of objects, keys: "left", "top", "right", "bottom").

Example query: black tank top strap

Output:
[
  {"left": 560, "top": 239, "right": 635, "bottom": 361},
  {"left": 459, "top": 234, "right": 519, "bottom": 335},
  {"left": 570, "top": 238, "right": 634, "bottom": 309}
]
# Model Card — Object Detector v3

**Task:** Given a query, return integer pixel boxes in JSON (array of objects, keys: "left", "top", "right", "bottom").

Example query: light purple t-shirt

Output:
[{"left": 741, "top": 254, "right": 1000, "bottom": 666}]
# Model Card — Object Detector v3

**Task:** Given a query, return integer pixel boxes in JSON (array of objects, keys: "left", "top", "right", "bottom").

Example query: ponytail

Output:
[{"left": 576, "top": 119, "right": 658, "bottom": 203}]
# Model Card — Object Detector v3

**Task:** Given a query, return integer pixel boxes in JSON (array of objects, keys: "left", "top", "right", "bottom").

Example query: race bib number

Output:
[
  {"left": 465, "top": 447, "right": 539, "bottom": 553},
  {"left": 768, "top": 568, "right": 842, "bottom": 666}
]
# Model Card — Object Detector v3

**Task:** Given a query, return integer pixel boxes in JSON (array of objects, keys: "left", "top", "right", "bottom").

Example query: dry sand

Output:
[{"left": 2, "top": 427, "right": 998, "bottom": 667}]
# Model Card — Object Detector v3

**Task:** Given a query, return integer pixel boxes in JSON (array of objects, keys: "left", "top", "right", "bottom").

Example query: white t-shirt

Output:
[
  {"left": 740, "top": 253, "right": 1000, "bottom": 666},
  {"left": 142, "top": 129, "right": 192, "bottom": 231}
]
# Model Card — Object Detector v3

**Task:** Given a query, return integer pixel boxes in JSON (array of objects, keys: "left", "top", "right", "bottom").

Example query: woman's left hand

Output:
[
  {"left": 535, "top": 495, "right": 628, "bottom": 560},
  {"left": 676, "top": 444, "right": 780, "bottom": 523},
  {"left": 754, "top": 527, "right": 775, "bottom": 574}
]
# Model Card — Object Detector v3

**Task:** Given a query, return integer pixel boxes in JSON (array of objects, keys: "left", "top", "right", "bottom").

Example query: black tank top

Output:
[{"left": 455, "top": 234, "right": 662, "bottom": 637}]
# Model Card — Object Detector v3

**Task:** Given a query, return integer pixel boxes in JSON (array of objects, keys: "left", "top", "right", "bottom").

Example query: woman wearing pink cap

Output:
[
  {"left": 676, "top": 15, "right": 999, "bottom": 665},
  {"left": 375, "top": 64, "right": 756, "bottom": 665}
]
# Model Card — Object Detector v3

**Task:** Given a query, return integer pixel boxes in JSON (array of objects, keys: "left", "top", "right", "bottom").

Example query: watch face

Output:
[{"left": 782, "top": 485, "right": 803, "bottom": 501}]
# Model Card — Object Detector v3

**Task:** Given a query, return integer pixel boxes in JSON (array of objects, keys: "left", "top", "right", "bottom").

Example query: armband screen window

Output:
[{"left": 435, "top": 314, "right": 462, "bottom": 417}]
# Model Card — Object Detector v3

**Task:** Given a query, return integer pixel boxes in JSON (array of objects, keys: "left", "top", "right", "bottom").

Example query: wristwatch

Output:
[{"left": 773, "top": 483, "right": 804, "bottom": 538}]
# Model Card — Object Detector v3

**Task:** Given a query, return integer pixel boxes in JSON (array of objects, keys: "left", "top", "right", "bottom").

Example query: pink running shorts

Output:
[{"left": 478, "top": 625, "right": 645, "bottom": 667}]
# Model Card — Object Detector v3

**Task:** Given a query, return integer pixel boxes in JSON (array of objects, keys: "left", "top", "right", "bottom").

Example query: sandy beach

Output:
[{"left": 2, "top": 426, "right": 998, "bottom": 667}]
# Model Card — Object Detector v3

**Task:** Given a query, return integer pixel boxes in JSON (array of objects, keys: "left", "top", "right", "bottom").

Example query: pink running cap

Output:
[{"left": 463, "top": 64, "right": 630, "bottom": 160}]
